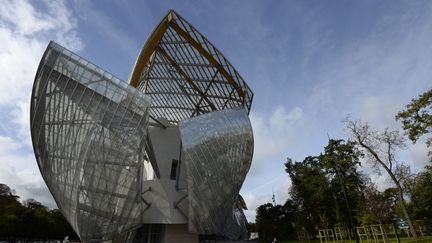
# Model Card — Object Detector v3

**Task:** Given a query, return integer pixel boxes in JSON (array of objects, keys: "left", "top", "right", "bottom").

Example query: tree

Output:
[
  {"left": 345, "top": 118, "right": 418, "bottom": 238},
  {"left": 284, "top": 139, "right": 367, "bottom": 240},
  {"left": 396, "top": 88, "right": 432, "bottom": 155},
  {"left": 255, "top": 203, "right": 275, "bottom": 242},
  {"left": 382, "top": 187, "right": 399, "bottom": 214},
  {"left": 278, "top": 200, "right": 298, "bottom": 240},
  {"left": 362, "top": 181, "right": 392, "bottom": 224},
  {"left": 0, "top": 183, "right": 79, "bottom": 240},
  {"left": 320, "top": 139, "right": 365, "bottom": 242},
  {"left": 408, "top": 165, "right": 432, "bottom": 225},
  {"left": 0, "top": 184, "right": 22, "bottom": 237},
  {"left": 255, "top": 201, "right": 297, "bottom": 242},
  {"left": 285, "top": 156, "right": 335, "bottom": 237},
  {"left": 0, "top": 184, "right": 17, "bottom": 198}
]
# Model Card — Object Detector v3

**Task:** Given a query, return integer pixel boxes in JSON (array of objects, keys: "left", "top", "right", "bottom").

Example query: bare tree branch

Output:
[{"left": 344, "top": 117, "right": 418, "bottom": 239}]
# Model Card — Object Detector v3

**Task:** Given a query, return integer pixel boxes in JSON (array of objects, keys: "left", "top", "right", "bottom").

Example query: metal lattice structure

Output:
[
  {"left": 30, "top": 9, "right": 254, "bottom": 242},
  {"left": 129, "top": 10, "right": 253, "bottom": 123},
  {"left": 179, "top": 108, "right": 253, "bottom": 235},
  {"left": 31, "top": 42, "right": 150, "bottom": 240}
]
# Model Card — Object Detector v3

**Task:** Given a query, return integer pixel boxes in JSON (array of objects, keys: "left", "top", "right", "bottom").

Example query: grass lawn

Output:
[{"left": 280, "top": 236, "right": 432, "bottom": 243}]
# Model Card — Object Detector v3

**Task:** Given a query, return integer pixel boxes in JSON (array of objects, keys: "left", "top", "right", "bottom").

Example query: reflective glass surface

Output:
[
  {"left": 30, "top": 42, "right": 150, "bottom": 240},
  {"left": 31, "top": 10, "right": 256, "bottom": 241},
  {"left": 179, "top": 108, "right": 253, "bottom": 235}
]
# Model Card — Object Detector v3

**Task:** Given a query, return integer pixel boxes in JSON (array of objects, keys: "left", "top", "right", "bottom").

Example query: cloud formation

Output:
[
  {"left": 240, "top": 106, "right": 302, "bottom": 221},
  {"left": 0, "top": 0, "right": 83, "bottom": 207},
  {"left": 0, "top": 0, "right": 431, "bottom": 224},
  {"left": 239, "top": 2, "right": 432, "bottom": 221}
]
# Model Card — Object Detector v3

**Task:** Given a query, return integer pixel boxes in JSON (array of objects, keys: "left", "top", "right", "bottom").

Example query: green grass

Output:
[{"left": 280, "top": 236, "right": 432, "bottom": 243}]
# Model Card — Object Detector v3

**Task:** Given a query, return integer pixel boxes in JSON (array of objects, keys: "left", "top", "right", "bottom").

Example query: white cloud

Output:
[
  {"left": 304, "top": 3, "right": 432, "bottom": 123},
  {"left": 274, "top": 178, "right": 291, "bottom": 205},
  {"left": 409, "top": 141, "right": 430, "bottom": 169},
  {"left": 0, "top": 0, "right": 430, "bottom": 226},
  {"left": 243, "top": 2, "right": 432, "bottom": 221},
  {"left": 0, "top": 0, "right": 82, "bottom": 207},
  {"left": 0, "top": 28, "right": 44, "bottom": 106},
  {"left": 360, "top": 96, "right": 402, "bottom": 130},
  {"left": 0, "top": 1, "right": 55, "bottom": 35},
  {"left": 369, "top": 170, "right": 393, "bottom": 192},
  {"left": 241, "top": 106, "right": 302, "bottom": 221},
  {"left": 249, "top": 106, "right": 303, "bottom": 169},
  {"left": 0, "top": 135, "right": 20, "bottom": 153},
  {"left": 0, "top": 0, "right": 83, "bottom": 106},
  {"left": 0, "top": 0, "right": 81, "bottom": 49},
  {"left": 0, "top": 134, "right": 55, "bottom": 207},
  {"left": 242, "top": 177, "right": 291, "bottom": 222},
  {"left": 243, "top": 192, "right": 269, "bottom": 222},
  {"left": 297, "top": 2, "right": 432, "bottom": 197},
  {"left": 357, "top": 95, "right": 430, "bottom": 173}
]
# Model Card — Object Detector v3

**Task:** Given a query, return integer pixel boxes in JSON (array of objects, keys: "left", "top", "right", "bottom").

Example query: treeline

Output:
[
  {"left": 0, "top": 183, "right": 78, "bottom": 240},
  {"left": 254, "top": 89, "right": 432, "bottom": 242}
]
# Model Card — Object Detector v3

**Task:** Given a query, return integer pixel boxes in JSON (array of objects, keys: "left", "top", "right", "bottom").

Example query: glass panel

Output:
[
  {"left": 30, "top": 42, "right": 151, "bottom": 241},
  {"left": 179, "top": 107, "right": 253, "bottom": 235}
]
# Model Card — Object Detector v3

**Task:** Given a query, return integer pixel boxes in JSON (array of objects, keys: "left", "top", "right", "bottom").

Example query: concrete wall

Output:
[
  {"left": 160, "top": 224, "right": 198, "bottom": 243},
  {"left": 148, "top": 126, "right": 181, "bottom": 180}
]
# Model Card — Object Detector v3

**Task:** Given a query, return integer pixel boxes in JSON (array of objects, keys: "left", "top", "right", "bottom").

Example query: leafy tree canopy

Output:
[
  {"left": 0, "top": 183, "right": 78, "bottom": 240},
  {"left": 396, "top": 88, "right": 432, "bottom": 149},
  {"left": 283, "top": 139, "right": 366, "bottom": 238}
]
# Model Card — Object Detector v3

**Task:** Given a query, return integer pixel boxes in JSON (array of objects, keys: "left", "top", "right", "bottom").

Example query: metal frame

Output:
[
  {"left": 30, "top": 9, "right": 254, "bottom": 242},
  {"left": 179, "top": 108, "right": 253, "bottom": 235},
  {"left": 129, "top": 10, "right": 253, "bottom": 123},
  {"left": 31, "top": 42, "right": 151, "bottom": 241}
]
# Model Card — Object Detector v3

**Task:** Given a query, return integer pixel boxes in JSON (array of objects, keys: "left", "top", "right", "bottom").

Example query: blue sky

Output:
[{"left": 0, "top": 0, "right": 431, "bottom": 222}]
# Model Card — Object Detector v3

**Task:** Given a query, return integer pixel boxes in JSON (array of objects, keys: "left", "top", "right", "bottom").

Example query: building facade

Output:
[{"left": 30, "top": 10, "right": 254, "bottom": 243}]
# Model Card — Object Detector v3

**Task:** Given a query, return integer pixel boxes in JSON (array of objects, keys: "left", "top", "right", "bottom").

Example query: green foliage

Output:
[
  {"left": 256, "top": 137, "right": 432, "bottom": 241},
  {"left": 361, "top": 183, "right": 394, "bottom": 224},
  {"left": 408, "top": 165, "right": 432, "bottom": 225},
  {"left": 280, "top": 139, "right": 366, "bottom": 239},
  {"left": 320, "top": 139, "right": 366, "bottom": 227},
  {"left": 345, "top": 117, "right": 420, "bottom": 238},
  {"left": 285, "top": 156, "right": 335, "bottom": 234},
  {"left": 255, "top": 203, "right": 276, "bottom": 242},
  {"left": 255, "top": 201, "right": 297, "bottom": 242},
  {"left": 383, "top": 188, "right": 399, "bottom": 209},
  {"left": 396, "top": 89, "right": 432, "bottom": 150},
  {"left": 0, "top": 183, "right": 78, "bottom": 240},
  {"left": 257, "top": 136, "right": 432, "bottom": 240},
  {"left": 255, "top": 88, "right": 432, "bottom": 241}
]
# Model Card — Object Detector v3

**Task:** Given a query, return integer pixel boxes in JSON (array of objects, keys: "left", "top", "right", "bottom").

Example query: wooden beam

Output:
[
  {"left": 169, "top": 21, "right": 245, "bottom": 98},
  {"left": 157, "top": 47, "right": 217, "bottom": 111},
  {"left": 129, "top": 12, "right": 173, "bottom": 87},
  {"left": 142, "top": 52, "right": 156, "bottom": 93}
]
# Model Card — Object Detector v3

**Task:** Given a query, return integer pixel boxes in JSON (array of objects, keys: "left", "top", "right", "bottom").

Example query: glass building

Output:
[{"left": 30, "top": 10, "right": 254, "bottom": 243}]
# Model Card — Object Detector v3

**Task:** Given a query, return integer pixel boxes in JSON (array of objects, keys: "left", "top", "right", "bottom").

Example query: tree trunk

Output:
[
  {"left": 395, "top": 180, "right": 418, "bottom": 239},
  {"left": 373, "top": 157, "right": 418, "bottom": 239},
  {"left": 367, "top": 148, "right": 418, "bottom": 239},
  {"left": 352, "top": 130, "right": 419, "bottom": 239}
]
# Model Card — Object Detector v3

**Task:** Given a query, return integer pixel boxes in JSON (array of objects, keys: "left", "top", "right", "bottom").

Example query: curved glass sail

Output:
[
  {"left": 30, "top": 9, "right": 255, "bottom": 242},
  {"left": 129, "top": 10, "right": 253, "bottom": 123},
  {"left": 223, "top": 206, "right": 248, "bottom": 240},
  {"left": 179, "top": 108, "right": 253, "bottom": 235},
  {"left": 30, "top": 42, "right": 150, "bottom": 240}
]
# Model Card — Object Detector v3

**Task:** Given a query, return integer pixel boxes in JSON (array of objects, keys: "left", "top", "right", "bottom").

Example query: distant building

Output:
[{"left": 30, "top": 10, "right": 254, "bottom": 243}]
